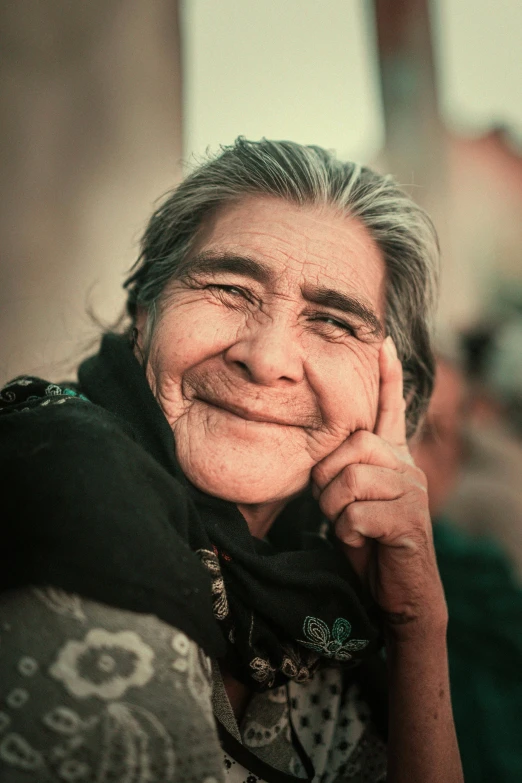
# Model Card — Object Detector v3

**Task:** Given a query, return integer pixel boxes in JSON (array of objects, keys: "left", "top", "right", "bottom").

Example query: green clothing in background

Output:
[{"left": 434, "top": 518, "right": 522, "bottom": 783}]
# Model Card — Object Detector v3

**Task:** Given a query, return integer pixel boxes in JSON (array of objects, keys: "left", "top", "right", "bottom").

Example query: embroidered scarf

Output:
[{"left": 0, "top": 333, "right": 383, "bottom": 690}]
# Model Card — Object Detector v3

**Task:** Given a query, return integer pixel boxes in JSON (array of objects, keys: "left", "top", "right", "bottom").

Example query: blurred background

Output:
[
  {"left": 1, "top": 2, "right": 521, "bottom": 779},
  {"left": 2, "top": 0, "right": 521, "bottom": 381}
]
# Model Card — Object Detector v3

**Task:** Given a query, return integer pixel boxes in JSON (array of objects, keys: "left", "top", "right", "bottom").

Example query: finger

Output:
[
  {"left": 374, "top": 336, "right": 407, "bottom": 447},
  {"left": 317, "top": 463, "right": 423, "bottom": 523},
  {"left": 334, "top": 497, "right": 429, "bottom": 548},
  {"left": 312, "top": 430, "right": 402, "bottom": 493},
  {"left": 336, "top": 501, "right": 384, "bottom": 547}
]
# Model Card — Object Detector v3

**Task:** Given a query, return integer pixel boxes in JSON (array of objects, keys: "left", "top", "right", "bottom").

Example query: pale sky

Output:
[
  {"left": 181, "top": 0, "right": 522, "bottom": 160},
  {"left": 181, "top": 0, "right": 384, "bottom": 164}
]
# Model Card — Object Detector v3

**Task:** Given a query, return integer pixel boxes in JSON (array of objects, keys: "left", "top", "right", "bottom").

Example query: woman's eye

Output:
[
  {"left": 206, "top": 284, "right": 252, "bottom": 303},
  {"left": 207, "top": 283, "right": 241, "bottom": 295},
  {"left": 312, "top": 315, "right": 356, "bottom": 336}
]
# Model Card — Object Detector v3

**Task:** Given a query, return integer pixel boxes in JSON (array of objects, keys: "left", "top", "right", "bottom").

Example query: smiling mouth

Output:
[{"left": 197, "top": 397, "right": 300, "bottom": 427}]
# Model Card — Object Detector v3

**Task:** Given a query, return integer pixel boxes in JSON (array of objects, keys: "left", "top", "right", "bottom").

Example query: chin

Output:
[
  {"left": 173, "top": 409, "right": 315, "bottom": 505},
  {"left": 177, "top": 448, "right": 310, "bottom": 506}
]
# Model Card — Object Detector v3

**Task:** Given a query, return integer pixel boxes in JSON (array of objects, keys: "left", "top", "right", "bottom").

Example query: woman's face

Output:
[{"left": 139, "top": 196, "right": 386, "bottom": 505}]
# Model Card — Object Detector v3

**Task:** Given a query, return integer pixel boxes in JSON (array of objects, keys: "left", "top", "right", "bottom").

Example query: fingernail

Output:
[{"left": 384, "top": 335, "right": 397, "bottom": 360}]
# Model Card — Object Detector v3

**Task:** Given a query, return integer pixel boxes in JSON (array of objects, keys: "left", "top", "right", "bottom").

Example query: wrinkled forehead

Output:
[{"left": 189, "top": 195, "right": 387, "bottom": 316}]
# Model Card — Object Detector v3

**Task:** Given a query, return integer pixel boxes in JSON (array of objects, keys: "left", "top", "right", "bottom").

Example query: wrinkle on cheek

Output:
[
  {"left": 306, "top": 342, "right": 380, "bottom": 439},
  {"left": 156, "top": 287, "right": 205, "bottom": 320},
  {"left": 245, "top": 305, "right": 270, "bottom": 329},
  {"left": 353, "top": 351, "right": 380, "bottom": 408},
  {"left": 151, "top": 374, "right": 188, "bottom": 426}
]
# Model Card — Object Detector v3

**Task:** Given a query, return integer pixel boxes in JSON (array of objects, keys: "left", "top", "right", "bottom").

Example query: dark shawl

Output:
[{"left": 0, "top": 333, "right": 384, "bottom": 693}]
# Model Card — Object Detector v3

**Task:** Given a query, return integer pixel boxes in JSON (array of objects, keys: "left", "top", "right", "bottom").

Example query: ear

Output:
[
  {"left": 132, "top": 306, "right": 149, "bottom": 358},
  {"left": 135, "top": 305, "right": 148, "bottom": 332}
]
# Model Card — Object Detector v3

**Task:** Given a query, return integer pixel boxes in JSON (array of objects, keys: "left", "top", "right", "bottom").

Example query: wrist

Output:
[{"left": 384, "top": 609, "right": 448, "bottom": 647}]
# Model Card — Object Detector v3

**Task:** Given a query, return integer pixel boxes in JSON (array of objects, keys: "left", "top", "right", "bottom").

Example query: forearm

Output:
[{"left": 386, "top": 619, "right": 463, "bottom": 783}]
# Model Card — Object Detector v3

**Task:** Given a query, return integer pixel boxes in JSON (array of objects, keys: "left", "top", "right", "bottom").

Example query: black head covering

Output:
[{"left": 1, "top": 333, "right": 383, "bottom": 690}]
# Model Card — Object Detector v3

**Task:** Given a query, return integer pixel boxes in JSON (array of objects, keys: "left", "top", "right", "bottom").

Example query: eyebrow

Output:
[
  {"left": 179, "top": 252, "right": 272, "bottom": 285},
  {"left": 181, "top": 252, "right": 383, "bottom": 337}
]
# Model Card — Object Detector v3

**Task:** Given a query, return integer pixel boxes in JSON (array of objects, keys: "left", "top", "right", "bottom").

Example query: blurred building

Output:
[
  {"left": 0, "top": 1, "right": 183, "bottom": 380},
  {"left": 373, "top": 0, "right": 522, "bottom": 331}
]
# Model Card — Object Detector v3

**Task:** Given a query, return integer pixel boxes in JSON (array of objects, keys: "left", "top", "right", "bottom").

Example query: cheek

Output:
[
  {"left": 309, "top": 343, "right": 381, "bottom": 431},
  {"left": 354, "top": 352, "right": 381, "bottom": 420},
  {"left": 150, "top": 303, "right": 240, "bottom": 377}
]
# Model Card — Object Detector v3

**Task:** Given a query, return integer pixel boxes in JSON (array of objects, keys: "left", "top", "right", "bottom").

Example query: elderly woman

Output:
[{"left": 0, "top": 139, "right": 462, "bottom": 783}]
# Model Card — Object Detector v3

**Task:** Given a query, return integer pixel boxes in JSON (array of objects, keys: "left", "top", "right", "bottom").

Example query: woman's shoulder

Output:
[
  {"left": 0, "top": 585, "right": 223, "bottom": 783},
  {"left": 0, "top": 376, "right": 89, "bottom": 414},
  {"left": 0, "top": 372, "right": 151, "bottom": 472},
  {"left": 0, "top": 374, "right": 127, "bottom": 441},
  {"left": 0, "top": 374, "right": 224, "bottom": 659}
]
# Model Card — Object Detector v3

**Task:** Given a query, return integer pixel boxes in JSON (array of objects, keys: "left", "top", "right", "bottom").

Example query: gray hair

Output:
[{"left": 125, "top": 137, "right": 439, "bottom": 436}]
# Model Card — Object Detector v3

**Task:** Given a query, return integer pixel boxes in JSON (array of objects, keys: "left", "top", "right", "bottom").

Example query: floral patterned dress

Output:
[
  {"left": 217, "top": 665, "right": 387, "bottom": 782},
  {"left": 0, "top": 587, "right": 386, "bottom": 783}
]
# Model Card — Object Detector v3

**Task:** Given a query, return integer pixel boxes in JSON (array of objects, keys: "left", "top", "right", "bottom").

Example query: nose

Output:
[{"left": 224, "top": 316, "right": 304, "bottom": 386}]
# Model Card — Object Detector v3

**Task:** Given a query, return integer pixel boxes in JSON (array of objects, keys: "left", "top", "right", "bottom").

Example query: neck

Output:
[{"left": 237, "top": 499, "right": 288, "bottom": 539}]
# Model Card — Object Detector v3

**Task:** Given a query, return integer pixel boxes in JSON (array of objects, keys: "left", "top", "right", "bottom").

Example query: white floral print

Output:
[
  {"left": 0, "top": 588, "right": 223, "bottom": 783},
  {"left": 43, "top": 706, "right": 98, "bottom": 735},
  {"left": 49, "top": 629, "right": 155, "bottom": 699},
  {"left": 266, "top": 686, "right": 287, "bottom": 704},
  {"left": 57, "top": 757, "right": 91, "bottom": 781},
  {"left": 18, "top": 656, "right": 39, "bottom": 677},
  {"left": 297, "top": 616, "right": 369, "bottom": 661},
  {"left": 196, "top": 548, "right": 229, "bottom": 620},
  {"left": 249, "top": 656, "right": 277, "bottom": 687},
  {"left": 171, "top": 630, "right": 190, "bottom": 656},
  {"left": 243, "top": 710, "right": 289, "bottom": 749},
  {"left": 280, "top": 643, "right": 319, "bottom": 683},
  {"left": 99, "top": 702, "right": 175, "bottom": 782},
  {"left": 171, "top": 630, "right": 191, "bottom": 672},
  {"left": 0, "top": 733, "right": 44, "bottom": 771},
  {"left": 33, "top": 587, "right": 86, "bottom": 622},
  {"left": 6, "top": 688, "right": 29, "bottom": 708},
  {"left": 186, "top": 645, "right": 214, "bottom": 725}
]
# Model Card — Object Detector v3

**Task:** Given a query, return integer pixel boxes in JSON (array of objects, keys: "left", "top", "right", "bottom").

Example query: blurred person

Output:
[
  {"left": 412, "top": 355, "right": 522, "bottom": 783},
  {"left": 0, "top": 139, "right": 462, "bottom": 783},
  {"left": 481, "top": 316, "right": 522, "bottom": 436},
  {"left": 441, "top": 325, "right": 522, "bottom": 580},
  {"left": 410, "top": 356, "right": 467, "bottom": 519}
]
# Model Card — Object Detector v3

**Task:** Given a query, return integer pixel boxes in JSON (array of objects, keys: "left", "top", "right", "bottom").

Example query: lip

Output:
[{"left": 198, "top": 397, "right": 297, "bottom": 427}]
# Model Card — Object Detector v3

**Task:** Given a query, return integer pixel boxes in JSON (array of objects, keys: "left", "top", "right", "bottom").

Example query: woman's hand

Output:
[
  {"left": 313, "top": 338, "right": 463, "bottom": 782},
  {"left": 311, "top": 336, "right": 447, "bottom": 635}
]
